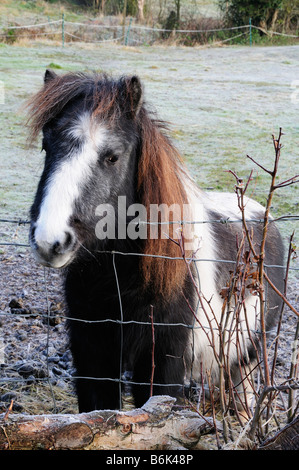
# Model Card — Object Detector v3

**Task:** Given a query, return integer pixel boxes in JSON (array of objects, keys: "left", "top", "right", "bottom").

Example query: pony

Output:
[{"left": 26, "top": 70, "right": 284, "bottom": 414}]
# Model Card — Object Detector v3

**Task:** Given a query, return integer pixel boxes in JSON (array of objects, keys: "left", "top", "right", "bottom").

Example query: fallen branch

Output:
[{"left": 0, "top": 396, "right": 220, "bottom": 450}]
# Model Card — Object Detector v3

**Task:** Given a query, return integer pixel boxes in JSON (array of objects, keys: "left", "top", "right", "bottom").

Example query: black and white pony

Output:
[{"left": 27, "top": 71, "right": 284, "bottom": 414}]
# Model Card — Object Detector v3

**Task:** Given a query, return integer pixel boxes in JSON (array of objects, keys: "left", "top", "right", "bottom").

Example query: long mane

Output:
[
  {"left": 137, "top": 109, "right": 190, "bottom": 298},
  {"left": 26, "top": 72, "right": 190, "bottom": 298}
]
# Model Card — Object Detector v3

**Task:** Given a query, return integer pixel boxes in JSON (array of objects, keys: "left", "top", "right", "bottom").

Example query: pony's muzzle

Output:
[{"left": 30, "top": 224, "right": 77, "bottom": 268}]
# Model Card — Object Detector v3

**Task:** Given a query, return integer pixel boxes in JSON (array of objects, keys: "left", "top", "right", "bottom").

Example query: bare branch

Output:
[
  {"left": 246, "top": 154, "right": 273, "bottom": 176},
  {"left": 273, "top": 174, "right": 299, "bottom": 190},
  {"left": 263, "top": 269, "right": 299, "bottom": 318},
  {"left": 149, "top": 305, "right": 155, "bottom": 397}
]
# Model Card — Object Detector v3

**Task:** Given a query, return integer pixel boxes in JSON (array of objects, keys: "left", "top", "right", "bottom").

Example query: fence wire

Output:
[
  {"left": 1, "top": 215, "right": 298, "bottom": 270},
  {"left": 0, "top": 214, "right": 298, "bottom": 406},
  {"left": 0, "top": 18, "right": 298, "bottom": 47}
]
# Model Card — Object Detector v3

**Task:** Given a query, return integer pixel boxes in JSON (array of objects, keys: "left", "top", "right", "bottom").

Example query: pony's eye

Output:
[{"left": 106, "top": 155, "right": 119, "bottom": 165}]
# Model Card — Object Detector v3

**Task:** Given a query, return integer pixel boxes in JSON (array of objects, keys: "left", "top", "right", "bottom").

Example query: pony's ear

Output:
[
  {"left": 44, "top": 69, "right": 57, "bottom": 84},
  {"left": 125, "top": 75, "right": 143, "bottom": 117}
]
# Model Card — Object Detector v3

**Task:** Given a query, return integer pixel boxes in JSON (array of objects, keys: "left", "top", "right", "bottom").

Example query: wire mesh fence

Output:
[
  {"left": 0, "top": 17, "right": 298, "bottom": 47},
  {"left": 0, "top": 208, "right": 298, "bottom": 447}
]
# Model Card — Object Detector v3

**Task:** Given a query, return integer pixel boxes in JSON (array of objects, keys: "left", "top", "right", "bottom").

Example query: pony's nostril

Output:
[
  {"left": 64, "top": 231, "right": 74, "bottom": 249},
  {"left": 52, "top": 240, "right": 62, "bottom": 255},
  {"left": 51, "top": 232, "right": 75, "bottom": 255}
]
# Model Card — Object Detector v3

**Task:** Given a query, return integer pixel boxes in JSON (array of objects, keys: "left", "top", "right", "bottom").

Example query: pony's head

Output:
[{"left": 27, "top": 71, "right": 189, "bottom": 296}]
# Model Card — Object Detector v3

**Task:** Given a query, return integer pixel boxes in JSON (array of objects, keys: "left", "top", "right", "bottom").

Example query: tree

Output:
[
  {"left": 219, "top": 0, "right": 283, "bottom": 29},
  {"left": 174, "top": 0, "right": 181, "bottom": 27},
  {"left": 137, "top": 0, "right": 145, "bottom": 22},
  {"left": 280, "top": 0, "right": 299, "bottom": 31}
]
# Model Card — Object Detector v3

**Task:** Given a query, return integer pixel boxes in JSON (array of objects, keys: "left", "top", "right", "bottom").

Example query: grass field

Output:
[{"left": 0, "top": 42, "right": 298, "bottom": 247}]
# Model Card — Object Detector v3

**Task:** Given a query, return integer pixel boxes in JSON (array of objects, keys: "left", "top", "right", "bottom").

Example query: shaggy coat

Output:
[{"left": 27, "top": 71, "right": 284, "bottom": 412}]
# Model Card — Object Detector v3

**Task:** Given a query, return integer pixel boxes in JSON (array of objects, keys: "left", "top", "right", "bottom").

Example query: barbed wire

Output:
[
  {"left": 1, "top": 215, "right": 298, "bottom": 225},
  {"left": 0, "top": 211, "right": 298, "bottom": 431},
  {"left": 0, "top": 215, "right": 298, "bottom": 270},
  {"left": 0, "top": 306, "right": 289, "bottom": 333},
  {"left": 1, "top": 242, "right": 297, "bottom": 271}
]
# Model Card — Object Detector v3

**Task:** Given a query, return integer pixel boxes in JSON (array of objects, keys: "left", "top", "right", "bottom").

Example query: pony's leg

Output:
[
  {"left": 131, "top": 343, "right": 187, "bottom": 408},
  {"left": 68, "top": 320, "right": 122, "bottom": 412}
]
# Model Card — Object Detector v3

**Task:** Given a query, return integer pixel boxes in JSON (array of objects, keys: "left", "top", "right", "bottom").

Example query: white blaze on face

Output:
[{"left": 34, "top": 113, "right": 107, "bottom": 264}]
